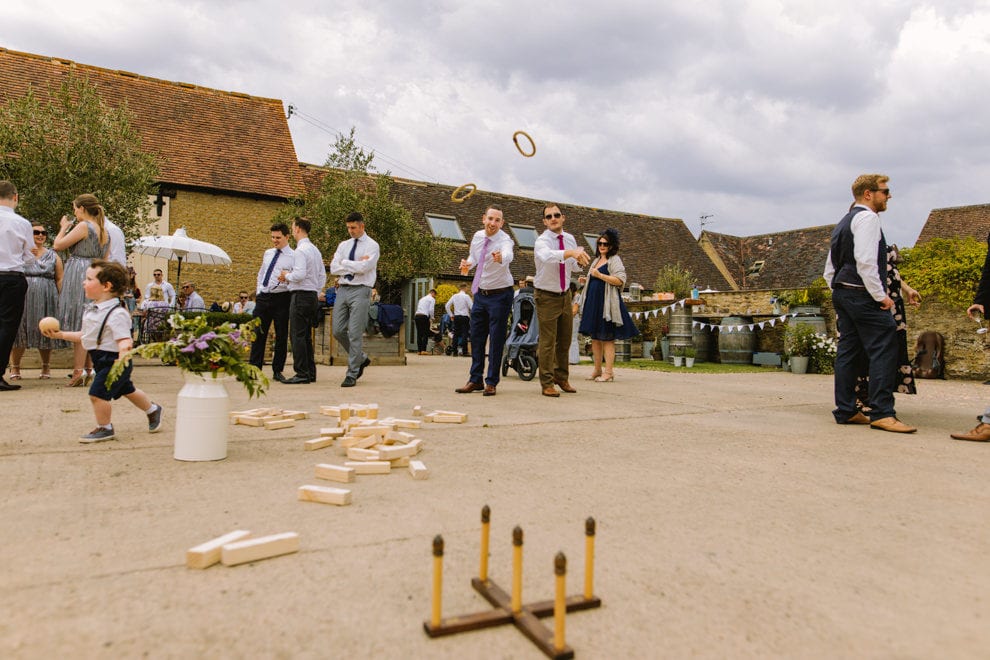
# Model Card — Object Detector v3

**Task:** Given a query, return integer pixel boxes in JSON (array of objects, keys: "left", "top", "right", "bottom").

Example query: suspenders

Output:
[{"left": 96, "top": 299, "right": 126, "bottom": 347}]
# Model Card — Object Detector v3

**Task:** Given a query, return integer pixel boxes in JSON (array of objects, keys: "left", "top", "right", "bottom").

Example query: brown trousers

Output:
[{"left": 535, "top": 289, "right": 573, "bottom": 387}]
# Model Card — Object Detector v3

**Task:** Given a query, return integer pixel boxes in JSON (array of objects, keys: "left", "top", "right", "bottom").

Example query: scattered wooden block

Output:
[
  {"left": 339, "top": 407, "right": 351, "bottom": 421},
  {"left": 341, "top": 435, "right": 377, "bottom": 449},
  {"left": 392, "top": 418, "right": 422, "bottom": 429},
  {"left": 315, "top": 463, "right": 355, "bottom": 483},
  {"left": 367, "top": 404, "right": 379, "bottom": 420},
  {"left": 408, "top": 460, "right": 430, "bottom": 480},
  {"left": 412, "top": 405, "right": 422, "bottom": 416},
  {"left": 186, "top": 530, "right": 252, "bottom": 569},
  {"left": 389, "top": 456, "right": 410, "bottom": 468},
  {"left": 347, "top": 447, "right": 381, "bottom": 461},
  {"left": 386, "top": 430, "right": 416, "bottom": 443},
  {"left": 376, "top": 443, "right": 416, "bottom": 461},
  {"left": 432, "top": 415, "right": 466, "bottom": 424},
  {"left": 351, "top": 425, "right": 390, "bottom": 437},
  {"left": 298, "top": 484, "right": 352, "bottom": 506},
  {"left": 304, "top": 437, "right": 335, "bottom": 451},
  {"left": 282, "top": 410, "right": 309, "bottom": 421},
  {"left": 264, "top": 418, "right": 296, "bottom": 431},
  {"left": 319, "top": 427, "right": 345, "bottom": 438},
  {"left": 221, "top": 532, "right": 300, "bottom": 566},
  {"left": 406, "top": 438, "right": 423, "bottom": 455},
  {"left": 235, "top": 416, "right": 266, "bottom": 427},
  {"left": 344, "top": 461, "right": 391, "bottom": 475}
]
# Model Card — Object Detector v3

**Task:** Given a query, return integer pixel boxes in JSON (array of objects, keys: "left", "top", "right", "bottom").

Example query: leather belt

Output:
[
  {"left": 477, "top": 286, "right": 512, "bottom": 296},
  {"left": 536, "top": 288, "right": 568, "bottom": 296}
]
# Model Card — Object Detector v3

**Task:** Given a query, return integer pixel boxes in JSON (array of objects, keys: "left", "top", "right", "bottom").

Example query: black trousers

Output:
[
  {"left": 249, "top": 292, "right": 291, "bottom": 373},
  {"left": 414, "top": 314, "right": 431, "bottom": 352},
  {"left": 453, "top": 315, "right": 470, "bottom": 355},
  {"left": 0, "top": 273, "right": 28, "bottom": 377},
  {"left": 289, "top": 290, "right": 319, "bottom": 381}
]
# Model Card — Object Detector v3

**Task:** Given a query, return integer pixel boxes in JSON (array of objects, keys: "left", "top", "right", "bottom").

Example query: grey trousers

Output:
[{"left": 332, "top": 284, "right": 371, "bottom": 378}]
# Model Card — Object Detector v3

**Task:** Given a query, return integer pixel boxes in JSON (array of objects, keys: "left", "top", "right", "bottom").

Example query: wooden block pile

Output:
[
  {"left": 230, "top": 407, "right": 309, "bottom": 430},
  {"left": 186, "top": 530, "right": 299, "bottom": 569}
]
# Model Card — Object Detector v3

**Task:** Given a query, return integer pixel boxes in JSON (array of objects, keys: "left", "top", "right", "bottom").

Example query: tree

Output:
[
  {"left": 899, "top": 237, "right": 986, "bottom": 308},
  {"left": 277, "top": 128, "right": 452, "bottom": 301},
  {"left": 0, "top": 75, "right": 159, "bottom": 241}
]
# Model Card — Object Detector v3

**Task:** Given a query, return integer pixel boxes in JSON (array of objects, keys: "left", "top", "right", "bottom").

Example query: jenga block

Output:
[
  {"left": 408, "top": 460, "right": 430, "bottom": 480},
  {"left": 282, "top": 410, "right": 309, "bottom": 421},
  {"left": 351, "top": 425, "right": 390, "bottom": 437},
  {"left": 412, "top": 405, "right": 423, "bottom": 416},
  {"left": 315, "top": 463, "right": 355, "bottom": 483},
  {"left": 386, "top": 430, "right": 416, "bottom": 443},
  {"left": 186, "top": 530, "right": 252, "bottom": 569},
  {"left": 304, "top": 437, "right": 334, "bottom": 451},
  {"left": 406, "top": 438, "right": 423, "bottom": 455},
  {"left": 432, "top": 415, "right": 466, "bottom": 424},
  {"left": 221, "top": 532, "right": 299, "bottom": 566},
  {"left": 339, "top": 407, "right": 351, "bottom": 421},
  {"left": 392, "top": 418, "right": 422, "bottom": 429},
  {"left": 376, "top": 443, "right": 416, "bottom": 460},
  {"left": 264, "top": 418, "right": 295, "bottom": 430},
  {"left": 319, "top": 405, "right": 340, "bottom": 417},
  {"left": 389, "top": 456, "right": 410, "bottom": 468},
  {"left": 344, "top": 461, "right": 391, "bottom": 474},
  {"left": 367, "top": 404, "right": 379, "bottom": 419},
  {"left": 235, "top": 416, "right": 266, "bottom": 427},
  {"left": 347, "top": 447, "right": 380, "bottom": 461},
  {"left": 341, "top": 435, "right": 377, "bottom": 449},
  {"left": 319, "top": 427, "right": 345, "bottom": 438},
  {"left": 298, "top": 484, "right": 352, "bottom": 506}
]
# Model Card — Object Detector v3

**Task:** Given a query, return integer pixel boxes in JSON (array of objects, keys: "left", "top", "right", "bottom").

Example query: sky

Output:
[{"left": 3, "top": 0, "right": 990, "bottom": 247}]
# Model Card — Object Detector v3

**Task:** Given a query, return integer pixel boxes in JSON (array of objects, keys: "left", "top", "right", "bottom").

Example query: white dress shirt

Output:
[
  {"left": 286, "top": 237, "right": 327, "bottom": 292},
  {"left": 823, "top": 205, "right": 886, "bottom": 301},
  {"left": 415, "top": 294, "right": 436, "bottom": 318},
  {"left": 446, "top": 290, "right": 473, "bottom": 317},
  {"left": 0, "top": 205, "right": 35, "bottom": 271},
  {"left": 534, "top": 229, "right": 581, "bottom": 293},
  {"left": 103, "top": 218, "right": 127, "bottom": 266},
  {"left": 184, "top": 291, "right": 206, "bottom": 311},
  {"left": 256, "top": 245, "right": 295, "bottom": 294},
  {"left": 330, "top": 233, "right": 380, "bottom": 287},
  {"left": 466, "top": 229, "right": 514, "bottom": 290}
]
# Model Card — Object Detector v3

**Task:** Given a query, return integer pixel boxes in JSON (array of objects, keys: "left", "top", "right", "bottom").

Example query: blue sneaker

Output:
[
  {"left": 79, "top": 427, "right": 115, "bottom": 443},
  {"left": 148, "top": 404, "right": 163, "bottom": 433}
]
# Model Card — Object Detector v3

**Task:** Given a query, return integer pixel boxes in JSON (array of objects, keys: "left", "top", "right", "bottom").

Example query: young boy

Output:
[{"left": 43, "top": 260, "right": 163, "bottom": 443}]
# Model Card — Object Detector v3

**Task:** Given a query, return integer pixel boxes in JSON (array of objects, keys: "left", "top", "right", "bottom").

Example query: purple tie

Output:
[
  {"left": 558, "top": 234, "right": 566, "bottom": 292},
  {"left": 471, "top": 236, "right": 491, "bottom": 295}
]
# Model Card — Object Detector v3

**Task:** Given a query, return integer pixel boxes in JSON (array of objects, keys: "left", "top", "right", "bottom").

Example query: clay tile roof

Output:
[
  {"left": 916, "top": 204, "right": 990, "bottom": 245},
  {"left": 0, "top": 47, "right": 302, "bottom": 199},
  {"left": 703, "top": 225, "right": 835, "bottom": 290}
]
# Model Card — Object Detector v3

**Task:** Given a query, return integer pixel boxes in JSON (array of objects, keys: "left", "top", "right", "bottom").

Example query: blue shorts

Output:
[{"left": 88, "top": 349, "right": 136, "bottom": 401}]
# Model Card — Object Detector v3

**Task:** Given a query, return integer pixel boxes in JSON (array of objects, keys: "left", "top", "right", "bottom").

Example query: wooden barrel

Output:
[
  {"left": 718, "top": 316, "right": 756, "bottom": 364},
  {"left": 692, "top": 325, "right": 713, "bottom": 363},
  {"left": 615, "top": 339, "right": 631, "bottom": 362},
  {"left": 668, "top": 307, "right": 692, "bottom": 364},
  {"left": 790, "top": 314, "right": 827, "bottom": 336}
]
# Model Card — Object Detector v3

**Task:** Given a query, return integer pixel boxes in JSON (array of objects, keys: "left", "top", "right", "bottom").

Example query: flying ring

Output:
[
  {"left": 512, "top": 130, "right": 536, "bottom": 157},
  {"left": 451, "top": 183, "right": 477, "bottom": 203}
]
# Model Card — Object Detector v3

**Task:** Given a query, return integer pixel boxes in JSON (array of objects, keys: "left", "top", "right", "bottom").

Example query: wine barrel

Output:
[
  {"left": 692, "top": 325, "right": 713, "bottom": 363},
  {"left": 668, "top": 307, "right": 692, "bottom": 363},
  {"left": 718, "top": 316, "right": 756, "bottom": 364}
]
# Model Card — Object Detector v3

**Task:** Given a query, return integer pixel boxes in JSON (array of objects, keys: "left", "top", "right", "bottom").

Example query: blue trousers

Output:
[
  {"left": 468, "top": 288, "right": 513, "bottom": 386},
  {"left": 832, "top": 287, "right": 898, "bottom": 422}
]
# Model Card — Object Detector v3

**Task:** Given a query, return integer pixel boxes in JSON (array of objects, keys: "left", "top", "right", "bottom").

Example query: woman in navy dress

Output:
[{"left": 578, "top": 228, "right": 637, "bottom": 382}]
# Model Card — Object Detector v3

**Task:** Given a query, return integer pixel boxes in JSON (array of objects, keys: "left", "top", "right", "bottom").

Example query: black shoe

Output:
[
  {"left": 285, "top": 375, "right": 312, "bottom": 384},
  {"left": 341, "top": 376, "right": 357, "bottom": 387},
  {"left": 0, "top": 379, "right": 21, "bottom": 391},
  {"left": 356, "top": 356, "right": 371, "bottom": 379},
  {"left": 272, "top": 372, "right": 288, "bottom": 383}
]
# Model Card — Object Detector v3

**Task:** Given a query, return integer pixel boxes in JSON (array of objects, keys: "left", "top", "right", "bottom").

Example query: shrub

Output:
[
  {"left": 654, "top": 264, "right": 694, "bottom": 300},
  {"left": 899, "top": 237, "right": 986, "bottom": 308}
]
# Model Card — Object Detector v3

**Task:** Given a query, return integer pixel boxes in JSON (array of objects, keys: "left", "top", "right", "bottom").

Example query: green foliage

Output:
[
  {"left": 899, "top": 237, "right": 986, "bottom": 308},
  {"left": 672, "top": 345, "right": 685, "bottom": 357},
  {"left": 435, "top": 284, "right": 458, "bottom": 305},
  {"left": 784, "top": 323, "right": 817, "bottom": 357},
  {"left": 277, "top": 127, "right": 452, "bottom": 288},
  {"left": 0, "top": 75, "right": 159, "bottom": 242},
  {"left": 109, "top": 313, "right": 268, "bottom": 398},
  {"left": 654, "top": 264, "right": 694, "bottom": 300},
  {"left": 179, "top": 311, "right": 254, "bottom": 326},
  {"left": 683, "top": 346, "right": 696, "bottom": 358}
]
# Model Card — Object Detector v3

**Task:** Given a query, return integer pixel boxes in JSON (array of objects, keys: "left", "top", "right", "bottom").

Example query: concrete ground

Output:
[{"left": 1, "top": 354, "right": 988, "bottom": 659}]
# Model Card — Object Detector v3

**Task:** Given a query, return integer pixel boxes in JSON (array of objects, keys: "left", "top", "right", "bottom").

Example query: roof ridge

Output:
[{"left": 0, "top": 45, "right": 284, "bottom": 105}]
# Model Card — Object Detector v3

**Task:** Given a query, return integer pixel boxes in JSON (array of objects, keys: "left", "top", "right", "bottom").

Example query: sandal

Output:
[
  {"left": 84, "top": 370, "right": 95, "bottom": 386},
  {"left": 67, "top": 369, "right": 86, "bottom": 387},
  {"left": 586, "top": 372, "right": 602, "bottom": 381},
  {"left": 594, "top": 372, "right": 614, "bottom": 382},
  {"left": 40, "top": 363, "right": 51, "bottom": 379},
  {"left": 9, "top": 366, "right": 21, "bottom": 380}
]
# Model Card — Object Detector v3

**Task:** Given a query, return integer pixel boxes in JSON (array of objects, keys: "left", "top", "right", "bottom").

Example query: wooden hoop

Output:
[
  {"left": 512, "top": 131, "right": 536, "bottom": 158},
  {"left": 451, "top": 183, "right": 477, "bottom": 203}
]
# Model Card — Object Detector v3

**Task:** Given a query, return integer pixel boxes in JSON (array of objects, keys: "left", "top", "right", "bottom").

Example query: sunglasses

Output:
[
  {"left": 597, "top": 241, "right": 609, "bottom": 246},
  {"left": 240, "top": 296, "right": 248, "bottom": 299},
  {"left": 544, "top": 212, "right": 562, "bottom": 220},
  {"left": 33, "top": 230, "right": 47, "bottom": 236},
  {"left": 181, "top": 285, "right": 192, "bottom": 289},
  {"left": 873, "top": 188, "right": 891, "bottom": 195}
]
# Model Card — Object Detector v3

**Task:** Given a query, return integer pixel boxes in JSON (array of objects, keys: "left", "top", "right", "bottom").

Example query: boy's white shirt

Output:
[{"left": 81, "top": 297, "right": 132, "bottom": 351}]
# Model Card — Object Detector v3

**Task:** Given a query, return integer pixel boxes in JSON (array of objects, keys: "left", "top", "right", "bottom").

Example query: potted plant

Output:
[
  {"left": 809, "top": 332, "right": 838, "bottom": 375},
  {"left": 671, "top": 345, "right": 685, "bottom": 367},
  {"left": 639, "top": 318, "right": 657, "bottom": 358},
  {"left": 684, "top": 346, "right": 696, "bottom": 368},
  {"left": 657, "top": 319, "right": 670, "bottom": 361},
  {"left": 784, "top": 323, "right": 817, "bottom": 374},
  {"left": 109, "top": 312, "right": 268, "bottom": 461}
]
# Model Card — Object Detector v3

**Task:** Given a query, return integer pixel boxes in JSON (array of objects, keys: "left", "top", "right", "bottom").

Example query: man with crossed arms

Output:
[
  {"left": 455, "top": 205, "right": 514, "bottom": 397},
  {"left": 330, "top": 212, "right": 380, "bottom": 388}
]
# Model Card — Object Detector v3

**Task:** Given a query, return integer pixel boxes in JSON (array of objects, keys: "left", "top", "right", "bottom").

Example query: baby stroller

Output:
[{"left": 501, "top": 289, "right": 539, "bottom": 381}]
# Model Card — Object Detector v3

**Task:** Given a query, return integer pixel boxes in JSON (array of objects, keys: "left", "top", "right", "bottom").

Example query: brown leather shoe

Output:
[
  {"left": 541, "top": 385, "right": 560, "bottom": 397},
  {"left": 483, "top": 385, "right": 496, "bottom": 397},
  {"left": 553, "top": 379, "right": 576, "bottom": 393},
  {"left": 950, "top": 422, "right": 990, "bottom": 442},
  {"left": 842, "top": 412, "right": 871, "bottom": 425},
  {"left": 870, "top": 417, "right": 917, "bottom": 433},
  {"left": 455, "top": 381, "right": 484, "bottom": 394}
]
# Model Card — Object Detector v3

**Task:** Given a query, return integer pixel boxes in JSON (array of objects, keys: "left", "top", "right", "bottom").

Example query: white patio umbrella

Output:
[{"left": 131, "top": 227, "right": 232, "bottom": 284}]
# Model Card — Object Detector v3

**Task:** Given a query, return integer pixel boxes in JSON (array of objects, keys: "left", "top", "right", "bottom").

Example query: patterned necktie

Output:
[
  {"left": 471, "top": 236, "right": 491, "bottom": 295},
  {"left": 262, "top": 248, "right": 281, "bottom": 288},
  {"left": 557, "top": 234, "right": 566, "bottom": 292},
  {"left": 345, "top": 238, "right": 359, "bottom": 281}
]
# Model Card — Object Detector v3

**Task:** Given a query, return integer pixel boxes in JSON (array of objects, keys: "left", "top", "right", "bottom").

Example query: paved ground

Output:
[{"left": 1, "top": 355, "right": 989, "bottom": 659}]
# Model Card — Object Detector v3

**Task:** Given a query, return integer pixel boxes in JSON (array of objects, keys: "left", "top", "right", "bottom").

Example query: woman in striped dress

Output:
[{"left": 9, "top": 223, "right": 64, "bottom": 379}]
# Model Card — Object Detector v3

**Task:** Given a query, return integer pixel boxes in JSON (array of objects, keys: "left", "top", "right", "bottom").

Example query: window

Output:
[
  {"left": 746, "top": 260, "right": 765, "bottom": 276},
  {"left": 508, "top": 224, "right": 538, "bottom": 248},
  {"left": 583, "top": 233, "right": 600, "bottom": 251},
  {"left": 425, "top": 214, "right": 465, "bottom": 241}
]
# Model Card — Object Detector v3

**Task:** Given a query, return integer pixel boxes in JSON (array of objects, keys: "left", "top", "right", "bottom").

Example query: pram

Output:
[{"left": 501, "top": 289, "right": 539, "bottom": 380}]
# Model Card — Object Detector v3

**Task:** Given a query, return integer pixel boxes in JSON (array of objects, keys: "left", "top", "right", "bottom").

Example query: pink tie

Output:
[
  {"left": 557, "top": 234, "right": 566, "bottom": 292},
  {"left": 472, "top": 236, "right": 491, "bottom": 295}
]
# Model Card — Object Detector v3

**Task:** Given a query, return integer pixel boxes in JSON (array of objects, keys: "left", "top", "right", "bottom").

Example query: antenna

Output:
[
  {"left": 287, "top": 104, "right": 296, "bottom": 118},
  {"left": 699, "top": 213, "right": 715, "bottom": 233}
]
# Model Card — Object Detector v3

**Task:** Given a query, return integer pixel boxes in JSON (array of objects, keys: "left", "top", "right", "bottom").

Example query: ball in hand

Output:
[{"left": 38, "top": 316, "right": 60, "bottom": 334}]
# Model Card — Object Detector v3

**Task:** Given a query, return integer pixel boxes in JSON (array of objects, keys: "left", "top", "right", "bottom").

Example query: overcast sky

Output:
[{"left": 4, "top": 1, "right": 990, "bottom": 247}]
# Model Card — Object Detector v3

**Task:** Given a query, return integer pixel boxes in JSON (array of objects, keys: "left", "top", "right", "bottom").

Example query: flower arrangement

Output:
[
  {"left": 109, "top": 312, "right": 268, "bottom": 397},
  {"left": 784, "top": 323, "right": 817, "bottom": 357},
  {"left": 809, "top": 333, "right": 838, "bottom": 375}
]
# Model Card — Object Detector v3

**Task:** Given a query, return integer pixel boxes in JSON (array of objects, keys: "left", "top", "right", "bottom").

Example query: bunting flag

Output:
[{"left": 626, "top": 299, "right": 821, "bottom": 334}]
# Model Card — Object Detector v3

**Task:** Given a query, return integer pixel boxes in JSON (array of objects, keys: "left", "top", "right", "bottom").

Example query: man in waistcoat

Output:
[{"left": 823, "top": 174, "right": 915, "bottom": 433}]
